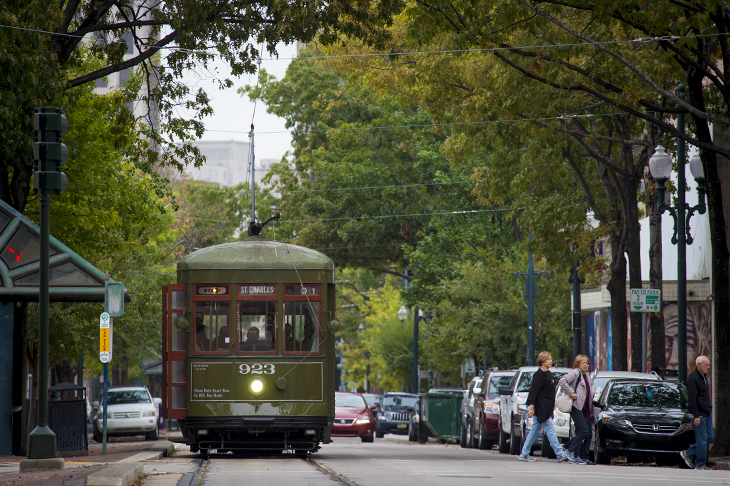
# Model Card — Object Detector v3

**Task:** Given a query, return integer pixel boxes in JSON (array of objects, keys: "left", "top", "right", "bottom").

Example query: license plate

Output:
[{"left": 397, "top": 424, "right": 407, "bottom": 429}]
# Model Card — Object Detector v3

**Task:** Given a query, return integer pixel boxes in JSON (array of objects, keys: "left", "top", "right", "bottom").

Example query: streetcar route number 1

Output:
[{"left": 239, "top": 363, "right": 275, "bottom": 374}]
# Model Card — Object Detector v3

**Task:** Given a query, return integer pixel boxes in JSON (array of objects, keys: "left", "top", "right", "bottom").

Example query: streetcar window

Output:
[
  {"left": 238, "top": 301, "right": 276, "bottom": 353},
  {"left": 283, "top": 302, "right": 320, "bottom": 354},
  {"left": 194, "top": 301, "right": 230, "bottom": 353}
]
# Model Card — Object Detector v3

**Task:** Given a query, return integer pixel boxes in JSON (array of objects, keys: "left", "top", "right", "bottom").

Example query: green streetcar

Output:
[{"left": 161, "top": 236, "right": 339, "bottom": 456}]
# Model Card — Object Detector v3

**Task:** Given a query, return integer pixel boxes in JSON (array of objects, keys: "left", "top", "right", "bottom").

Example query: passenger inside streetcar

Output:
[
  {"left": 215, "top": 326, "right": 230, "bottom": 351},
  {"left": 195, "top": 318, "right": 211, "bottom": 352}
]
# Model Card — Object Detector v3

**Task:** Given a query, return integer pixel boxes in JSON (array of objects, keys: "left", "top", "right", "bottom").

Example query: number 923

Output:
[{"left": 239, "top": 363, "right": 275, "bottom": 375}]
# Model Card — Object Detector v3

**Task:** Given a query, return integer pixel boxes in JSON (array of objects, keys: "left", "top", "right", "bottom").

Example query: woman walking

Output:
[
  {"left": 558, "top": 355, "right": 595, "bottom": 465},
  {"left": 518, "top": 351, "right": 570, "bottom": 462}
]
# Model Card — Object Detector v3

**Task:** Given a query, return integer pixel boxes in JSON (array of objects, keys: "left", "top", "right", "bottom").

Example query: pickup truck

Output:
[{"left": 497, "top": 366, "right": 571, "bottom": 455}]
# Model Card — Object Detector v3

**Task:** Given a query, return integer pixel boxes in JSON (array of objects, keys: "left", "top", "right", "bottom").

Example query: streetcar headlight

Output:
[{"left": 250, "top": 379, "right": 264, "bottom": 394}]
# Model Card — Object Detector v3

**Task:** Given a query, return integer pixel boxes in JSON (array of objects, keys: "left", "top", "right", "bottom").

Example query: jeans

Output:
[
  {"left": 521, "top": 416, "right": 565, "bottom": 457},
  {"left": 686, "top": 415, "right": 714, "bottom": 467},
  {"left": 567, "top": 408, "right": 590, "bottom": 458}
]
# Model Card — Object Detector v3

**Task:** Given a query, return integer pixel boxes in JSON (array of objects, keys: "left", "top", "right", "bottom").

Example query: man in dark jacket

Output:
[
  {"left": 680, "top": 355, "right": 713, "bottom": 470},
  {"left": 518, "top": 351, "right": 570, "bottom": 463}
]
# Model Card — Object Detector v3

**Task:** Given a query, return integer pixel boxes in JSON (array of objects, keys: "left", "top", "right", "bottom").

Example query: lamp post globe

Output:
[
  {"left": 649, "top": 145, "right": 673, "bottom": 181},
  {"left": 397, "top": 306, "right": 407, "bottom": 322},
  {"left": 689, "top": 153, "right": 704, "bottom": 181}
]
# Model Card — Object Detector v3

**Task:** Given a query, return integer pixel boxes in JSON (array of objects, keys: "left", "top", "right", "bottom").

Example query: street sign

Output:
[
  {"left": 464, "top": 359, "right": 476, "bottom": 374},
  {"left": 630, "top": 288, "right": 661, "bottom": 312},
  {"left": 105, "top": 282, "right": 125, "bottom": 317},
  {"left": 100, "top": 312, "right": 112, "bottom": 363}
]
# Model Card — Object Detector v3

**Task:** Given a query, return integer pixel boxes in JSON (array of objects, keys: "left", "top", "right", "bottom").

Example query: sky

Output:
[{"left": 189, "top": 43, "right": 299, "bottom": 162}]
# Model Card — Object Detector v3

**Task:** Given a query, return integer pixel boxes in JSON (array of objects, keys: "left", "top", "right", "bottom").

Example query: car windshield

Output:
[
  {"left": 107, "top": 390, "right": 151, "bottom": 405},
  {"left": 607, "top": 382, "right": 687, "bottom": 408},
  {"left": 335, "top": 394, "right": 366, "bottom": 408},
  {"left": 487, "top": 375, "right": 514, "bottom": 395},
  {"left": 382, "top": 395, "right": 418, "bottom": 408},
  {"left": 362, "top": 394, "right": 381, "bottom": 407},
  {"left": 515, "top": 370, "right": 567, "bottom": 393}
]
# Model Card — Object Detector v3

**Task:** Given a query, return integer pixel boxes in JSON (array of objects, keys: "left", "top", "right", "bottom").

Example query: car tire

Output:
[
  {"left": 541, "top": 430, "right": 556, "bottom": 458},
  {"left": 498, "top": 421, "right": 510, "bottom": 453},
  {"left": 509, "top": 420, "right": 520, "bottom": 455},
  {"left": 460, "top": 420, "right": 468, "bottom": 448},
  {"left": 593, "top": 432, "right": 611, "bottom": 465},
  {"left": 467, "top": 421, "right": 475, "bottom": 449},
  {"left": 477, "top": 423, "right": 492, "bottom": 450},
  {"left": 361, "top": 435, "right": 374, "bottom": 443},
  {"left": 145, "top": 425, "right": 159, "bottom": 441},
  {"left": 409, "top": 420, "right": 418, "bottom": 442},
  {"left": 92, "top": 425, "right": 102, "bottom": 444},
  {"left": 375, "top": 430, "right": 384, "bottom": 438}
]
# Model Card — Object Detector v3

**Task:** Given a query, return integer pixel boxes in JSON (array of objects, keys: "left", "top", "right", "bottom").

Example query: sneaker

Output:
[
  {"left": 582, "top": 459, "right": 596, "bottom": 465},
  {"left": 680, "top": 451, "right": 695, "bottom": 469},
  {"left": 518, "top": 454, "right": 537, "bottom": 462},
  {"left": 557, "top": 454, "right": 570, "bottom": 463},
  {"left": 695, "top": 465, "right": 712, "bottom": 470}
]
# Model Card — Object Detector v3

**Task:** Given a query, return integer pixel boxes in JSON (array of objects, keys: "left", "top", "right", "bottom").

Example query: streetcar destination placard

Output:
[{"left": 239, "top": 285, "right": 276, "bottom": 295}]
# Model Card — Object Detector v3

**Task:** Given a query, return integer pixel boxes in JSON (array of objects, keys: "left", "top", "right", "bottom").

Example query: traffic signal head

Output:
[{"left": 33, "top": 107, "right": 69, "bottom": 195}]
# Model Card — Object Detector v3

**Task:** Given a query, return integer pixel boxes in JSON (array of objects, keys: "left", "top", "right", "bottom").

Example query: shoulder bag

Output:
[{"left": 556, "top": 373, "right": 580, "bottom": 413}]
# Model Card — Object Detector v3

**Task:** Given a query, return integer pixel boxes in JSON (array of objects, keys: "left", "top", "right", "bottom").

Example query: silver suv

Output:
[{"left": 497, "top": 366, "right": 571, "bottom": 455}]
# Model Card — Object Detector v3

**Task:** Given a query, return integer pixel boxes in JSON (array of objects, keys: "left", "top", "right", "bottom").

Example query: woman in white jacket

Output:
[{"left": 558, "top": 355, "right": 595, "bottom": 465}]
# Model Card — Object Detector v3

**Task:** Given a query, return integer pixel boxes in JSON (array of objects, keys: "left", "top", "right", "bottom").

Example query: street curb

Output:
[
  {"left": 85, "top": 442, "right": 175, "bottom": 486},
  {"left": 710, "top": 460, "right": 730, "bottom": 470}
]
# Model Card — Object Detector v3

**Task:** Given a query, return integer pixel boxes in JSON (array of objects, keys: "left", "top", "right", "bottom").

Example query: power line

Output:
[
  {"left": 173, "top": 207, "right": 510, "bottom": 225},
  {"left": 168, "top": 180, "right": 474, "bottom": 195},
  {"left": 0, "top": 22, "right": 722, "bottom": 60}
]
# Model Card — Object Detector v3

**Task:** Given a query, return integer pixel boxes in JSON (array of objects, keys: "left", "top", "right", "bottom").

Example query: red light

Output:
[{"left": 7, "top": 247, "right": 21, "bottom": 261}]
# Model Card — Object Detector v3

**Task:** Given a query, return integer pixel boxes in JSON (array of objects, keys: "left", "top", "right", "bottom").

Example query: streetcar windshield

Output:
[{"left": 238, "top": 301, "right": 276, "bottom": 353}]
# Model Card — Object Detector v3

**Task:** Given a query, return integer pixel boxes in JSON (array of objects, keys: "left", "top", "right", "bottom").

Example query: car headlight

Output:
[
  {"left": 602, "top": 415, "right": 632, "bottom": 428},
  {"left": 143, "top": 410, "right": 156, "bottom": 417},
  {"left": 355, "top": 417, "right": 372, "bottom": 424},
  {"left": 377, "top": 414, "right": 385, "bottom": 420},
  {"left": 483, "top": 402, "right": 499, "bottom": 414}
]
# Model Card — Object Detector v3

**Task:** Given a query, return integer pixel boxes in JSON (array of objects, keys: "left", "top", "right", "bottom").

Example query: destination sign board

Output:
[
  {"left": 196, "top": 286, "right": 229, "bottom": 296},
  {"left": 239, "top": 285, "right": 276, "bottom": 295}
]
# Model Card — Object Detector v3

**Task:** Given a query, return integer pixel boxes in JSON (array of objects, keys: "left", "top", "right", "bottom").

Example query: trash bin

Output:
[
  {"left": 417, "top": 392, "right": 463, "bottom": 443},
  {"left": 48, "top": 382, "right": 89, "bottom": 457}
]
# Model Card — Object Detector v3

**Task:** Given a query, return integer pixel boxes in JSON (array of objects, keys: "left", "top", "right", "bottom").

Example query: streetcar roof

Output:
[{"left": 178, "top": 237, "right": 335, "bottom": 271}]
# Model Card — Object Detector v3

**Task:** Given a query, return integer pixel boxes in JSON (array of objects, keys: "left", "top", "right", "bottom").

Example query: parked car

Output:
[
  {"left": 375, "top": 392, "right": 418, "bottom": 437},
  {"left": 471, "top": 370, "right": 516, "bottom": 449},
  {"left": 498, "top": 365, "right": 571, "bottom": 455},
  {"left": 541, "top": 370, "right": 662, "bottom": 458},
  {"left": 590, "top": 378, "right": 695, "bottom": 465},
  {"left": 460, "top": 376, "right": 484, "bottom": 448},
  {"left": 332, "top": 392, "right": 375, "bottom": 442},
  {"left": 362, "top": 393, "right": 383, "bottom": 411},
  {"left": 92, "top": 386, "right": 162, "bottom": 442}
]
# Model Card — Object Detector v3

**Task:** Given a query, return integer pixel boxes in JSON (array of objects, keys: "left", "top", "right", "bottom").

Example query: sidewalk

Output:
[{"left": 0, "top": 437, "right": 176, "bottom": 486}]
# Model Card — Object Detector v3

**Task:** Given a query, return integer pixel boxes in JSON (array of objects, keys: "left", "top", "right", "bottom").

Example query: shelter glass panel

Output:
[
  {"left": 283, "top": 302, "right": 320, "bottom": 354},
  {"left": 1, "top": 226, "right": 58, "bottom": 270},
  {"left": 14, "top": 261, "right": 101, "bottom": 287},
  {"left": 237, "top": 301, "right": 277, "bottom": 354}
]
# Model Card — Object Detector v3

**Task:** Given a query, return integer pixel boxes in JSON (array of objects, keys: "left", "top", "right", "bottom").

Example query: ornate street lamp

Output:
[
  {"left": 649, "top": 86, "right": 706, "bottom": 382},
  {"left": 397, "top": 306, "right": 408, "bottom": 324}
]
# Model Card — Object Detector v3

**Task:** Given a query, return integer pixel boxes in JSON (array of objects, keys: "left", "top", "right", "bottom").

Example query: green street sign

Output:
[{"left": 630, "top": 288, "right": 661, "bottom": 312}]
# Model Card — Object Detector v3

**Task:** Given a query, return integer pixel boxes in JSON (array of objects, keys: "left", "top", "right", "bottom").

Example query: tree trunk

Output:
[
  {"left": 621, "top": 171, "right": 644, "bottom": 372},
  {"left": 646, "top": 176, "right": 665, "bottom": 374},
  {"left": 606, "top": 231, "right": 628, "bottom": 371},
  {"left": 54, "top": 359, "right": 75, "bottom": 400}
]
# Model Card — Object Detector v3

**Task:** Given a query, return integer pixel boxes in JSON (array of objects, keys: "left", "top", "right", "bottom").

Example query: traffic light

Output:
[{"left": 33, "top": 107, "right": 69, "bottom": 195}]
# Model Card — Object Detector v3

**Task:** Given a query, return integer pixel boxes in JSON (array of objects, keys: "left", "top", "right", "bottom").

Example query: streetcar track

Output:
[{"left": 306, "top": 457, "right": 359, "bottom": 486}]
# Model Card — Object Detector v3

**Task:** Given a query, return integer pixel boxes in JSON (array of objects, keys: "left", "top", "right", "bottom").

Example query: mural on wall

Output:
[{"left": 646, "top": 301, "right": 712, "bottom": 379}]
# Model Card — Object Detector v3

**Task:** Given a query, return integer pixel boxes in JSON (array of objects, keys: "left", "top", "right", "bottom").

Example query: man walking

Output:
[{"left": 680, "top": 355, "right": 713, "bottom": 470}]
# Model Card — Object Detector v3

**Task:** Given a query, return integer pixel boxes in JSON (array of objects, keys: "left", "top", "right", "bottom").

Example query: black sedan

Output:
[{"left": 591, "top": 379, "right": 695, "bottom": 465}]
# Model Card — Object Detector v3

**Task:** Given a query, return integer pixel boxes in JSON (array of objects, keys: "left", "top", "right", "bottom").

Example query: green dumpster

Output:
[{"left": 417, "top": 392, "right": 463, "bottom": 443}]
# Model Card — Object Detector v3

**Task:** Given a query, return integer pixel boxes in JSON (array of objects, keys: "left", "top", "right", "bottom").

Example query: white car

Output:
[
  {"left": 539, "top": 370, "right": 661, "bottom": 458},
  {"left": 498, "top": 366, "right": 571, "bottom": 455},
  {"left": 93, "top": 386, "right": 162, "bottom": 442}
]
